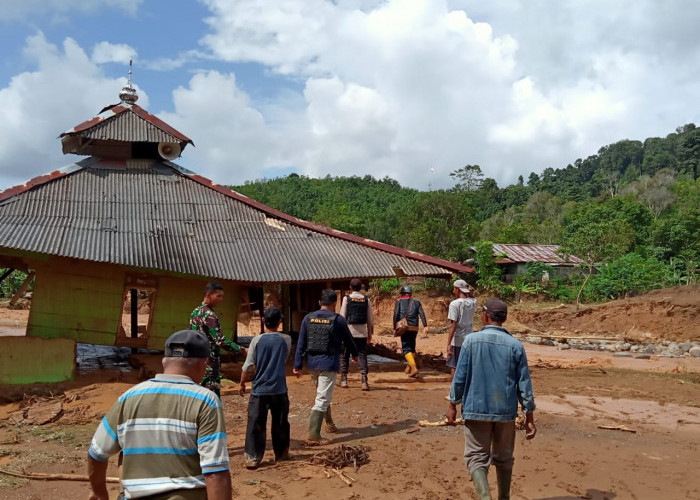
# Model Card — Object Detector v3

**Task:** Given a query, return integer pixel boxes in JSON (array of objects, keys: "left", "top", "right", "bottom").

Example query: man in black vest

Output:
[
  {"left": 339, "top": 278, "right": 374, "bottom": 390},
  {"left": 294, "top": 289, "right": 358, "bottom": 443}
]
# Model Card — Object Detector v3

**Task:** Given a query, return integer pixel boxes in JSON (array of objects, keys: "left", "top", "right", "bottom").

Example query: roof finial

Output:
[{"left": 119, "top": 59, "right": 138, "bottom": 105}]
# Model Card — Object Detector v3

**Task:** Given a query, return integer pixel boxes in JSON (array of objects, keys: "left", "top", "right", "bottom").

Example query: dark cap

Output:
[
  {"left": 263, "top": 306, "right": 283, "bottom": 327},
  {"left": 164, "top": 330, "right": 211, "bottom": 358},
  {"left": 483, "top": 298, "right": 507, "bottom": 320},
  {"left": 349, "top": 278, "right": 362, "bottom": 289}
]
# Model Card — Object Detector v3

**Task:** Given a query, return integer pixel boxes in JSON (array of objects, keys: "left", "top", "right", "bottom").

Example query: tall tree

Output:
[{"left": 450, "top": 164, "right": 484, "bottom": 191}]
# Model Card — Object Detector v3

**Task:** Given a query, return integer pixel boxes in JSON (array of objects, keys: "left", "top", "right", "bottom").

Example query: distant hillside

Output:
[{"left": 233, "top": 124, "right": 699, "bottom": 270}]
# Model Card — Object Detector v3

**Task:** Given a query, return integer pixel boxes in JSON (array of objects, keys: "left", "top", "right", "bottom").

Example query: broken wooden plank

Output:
[
  {"left": 0, "top": 468, "right": 120, "bottom": 483},
  {"left": 418, "top": 418, "right": 464, "bottom": 427},
  {"left": 597, "top": 424, "right": 637, "bottom": 433}
]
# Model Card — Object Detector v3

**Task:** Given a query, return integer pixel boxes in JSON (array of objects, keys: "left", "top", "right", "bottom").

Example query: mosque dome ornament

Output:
[{"left": 119, "top": 59, "right": 138, "bottom": 104}]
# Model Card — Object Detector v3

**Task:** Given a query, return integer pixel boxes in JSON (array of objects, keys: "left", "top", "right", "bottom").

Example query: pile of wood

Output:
[{"left": 309, "top": 444, "right": 370, "bottom": 471}]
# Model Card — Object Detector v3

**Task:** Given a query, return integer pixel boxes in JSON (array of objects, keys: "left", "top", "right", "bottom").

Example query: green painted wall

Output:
[
  {"left": 0, "top": 337, "right": 76, "bottom": 384},
  {"left": 24, "top": 256, "right": 243, "bottom": 351},
  {"left": 27, "top": 260, "right": 123, "bottom": 344}
]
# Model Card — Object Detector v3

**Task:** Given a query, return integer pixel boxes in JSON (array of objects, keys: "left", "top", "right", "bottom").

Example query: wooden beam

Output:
[
  {"left": 0, "top": 268, "right": 14, "bottom": 285},
  {"left": 9, "top": 271, "right": 34, "bottom": 307}
]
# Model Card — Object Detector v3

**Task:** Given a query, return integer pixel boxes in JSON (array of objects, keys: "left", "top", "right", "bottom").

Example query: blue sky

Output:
[{"left": 1, "top": 0, "right": 699, "bottom": 191}]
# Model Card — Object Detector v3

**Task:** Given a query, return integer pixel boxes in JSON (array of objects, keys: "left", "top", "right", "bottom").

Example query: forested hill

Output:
[{"left": 233, "top": 124, "right": 699, "bottom": 273}]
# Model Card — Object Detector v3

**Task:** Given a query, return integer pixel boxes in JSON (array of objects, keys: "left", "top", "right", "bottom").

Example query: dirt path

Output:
[
  {"left": 1, "top": 351, "right": 698, "bottom": 500},
  {"left": 0, "top": 287, "right": 698, "bottom": 499}
]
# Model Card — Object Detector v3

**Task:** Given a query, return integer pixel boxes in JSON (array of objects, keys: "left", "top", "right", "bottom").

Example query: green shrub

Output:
[{"left": 584, "top": 253, "right": 674, "bottom": 300}]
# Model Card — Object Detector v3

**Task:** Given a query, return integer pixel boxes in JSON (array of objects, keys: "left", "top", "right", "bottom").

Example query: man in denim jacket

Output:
[{"left": 447, "top": 298, "right": 536, "bottom": 500}]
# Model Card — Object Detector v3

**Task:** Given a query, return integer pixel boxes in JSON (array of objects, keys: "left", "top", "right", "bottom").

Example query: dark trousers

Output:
[
  {"left": 340, "top": 337, "right": 368, "bottom": 375},
  {"left": 401, "top": 331, "right": 418, "bottom": 355},
  {"left": 245, "top": 393, "right": 290, "bottom": 460}
]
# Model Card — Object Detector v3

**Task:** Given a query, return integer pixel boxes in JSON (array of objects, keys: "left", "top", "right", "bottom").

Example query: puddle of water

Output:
[{"left": 536, "top": 394, "right": 700, "bottom": 429}]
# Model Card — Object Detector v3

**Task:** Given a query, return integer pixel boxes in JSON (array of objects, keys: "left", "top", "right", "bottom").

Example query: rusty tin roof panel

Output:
[
  {"left": 60, "top": 104, "right": 193, "bottom": 145},
  {"left": 0, "top": 159, "right": 470, "bottom": 282},
  {"left": 492, "top": 243, "right": 582, "bottom": 265}
]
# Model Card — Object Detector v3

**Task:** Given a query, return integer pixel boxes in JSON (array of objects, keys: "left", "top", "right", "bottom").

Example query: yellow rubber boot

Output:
[{"left": 404, "top": 352, "right": 419, "bottom": 378}]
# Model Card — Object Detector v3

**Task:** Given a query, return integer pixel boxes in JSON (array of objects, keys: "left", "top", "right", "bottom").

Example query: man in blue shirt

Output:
[
  {"left": 239, "top": 307, "right": 292, "bottom": 469},
  {"left": 447, "top": 298, "right": 537, "bottom": 500},
  {"left": 294, "top": 289, "right": 358, "bottom": 443}
]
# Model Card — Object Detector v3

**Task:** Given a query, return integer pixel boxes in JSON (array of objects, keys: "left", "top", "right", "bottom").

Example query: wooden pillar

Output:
[{"left": 281, "top": 284, "right": 291, "bottom": 333}]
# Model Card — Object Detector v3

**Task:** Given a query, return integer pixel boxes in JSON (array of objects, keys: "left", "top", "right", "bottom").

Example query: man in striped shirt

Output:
[{"left": 87, "top": 330, "right": 231, "bottom": 500}]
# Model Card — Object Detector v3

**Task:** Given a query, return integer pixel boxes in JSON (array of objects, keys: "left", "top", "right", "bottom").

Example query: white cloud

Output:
[
  {"left": 1, "top": 0, "right": 699, "bottom": 193},
  {"left": 0, "top": 32, "right": 147, "bottom": 188},
  {"left": 195, "top": 0, "right": 700, "bottom": 188},
  {"left": 159, "top": 71, "right": 279, "bottom": 182},
  {"left": 91, "top": 42, "right": 137, "bottom": 64}
]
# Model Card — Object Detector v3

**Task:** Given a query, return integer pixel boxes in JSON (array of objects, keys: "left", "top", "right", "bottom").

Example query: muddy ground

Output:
[{"left": 0, "top": 286, "right": 699, "bottom": 499}]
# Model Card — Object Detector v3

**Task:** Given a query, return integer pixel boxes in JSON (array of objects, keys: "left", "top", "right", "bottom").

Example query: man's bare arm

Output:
[
  {"left": 446, "top": 320, "right": 456, "bottom": 354},
  {"left": 87, "top": 455, "right": 110, "bottom": 500},
  {"left": 205, "top": 470, "right": 232, "bottom": 500}
]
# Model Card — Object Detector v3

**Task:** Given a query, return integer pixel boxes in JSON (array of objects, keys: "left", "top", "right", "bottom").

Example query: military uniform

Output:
[{"left": 190, "top": 302, "right": 242, "bottom": 397}]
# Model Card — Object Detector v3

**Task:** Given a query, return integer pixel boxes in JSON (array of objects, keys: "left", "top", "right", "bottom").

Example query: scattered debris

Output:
[
  {"left": 418, "top": 418, "right": 464, "bottom": 427},
  {"left": 309, "top": 444, "right": 370, "bottom": 471},
  {"left": 597, "top": 424, "right": 637, "bottom": 433},
  {"left": 330, "top": 467, "right": 356, "bottom": 486}
]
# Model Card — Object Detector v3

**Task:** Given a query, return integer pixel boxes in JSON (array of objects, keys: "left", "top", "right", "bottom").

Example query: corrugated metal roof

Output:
[
  {"left": 0, "top": 159, "right": 471, "bottom": 282},
  {"left": 492, "top": 244, "right": 582, "bottom": 265},
  {"left": 60, "top": 103, "right": 193, "bottom": 146}
]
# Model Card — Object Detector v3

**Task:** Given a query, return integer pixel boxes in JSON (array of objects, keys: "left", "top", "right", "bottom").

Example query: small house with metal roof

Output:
[
  {"left": 473, "top": 243, "right": 582, "bottom": 282},
  {"left": 0, "top": 75, "right": 471, "bottom": 384}
]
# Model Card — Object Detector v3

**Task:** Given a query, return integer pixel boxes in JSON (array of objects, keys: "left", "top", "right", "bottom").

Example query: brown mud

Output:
[{"left": 0, "top": 286, "right": 699, "bottom": 499}]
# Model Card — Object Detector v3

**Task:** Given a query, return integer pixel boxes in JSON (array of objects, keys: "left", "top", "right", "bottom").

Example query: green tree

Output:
[
  {"left": 562, "top": 203, "right": 637, "bottom": 304},
  {"left": 474, "top": 241, "right": 502, "bottom": 291},
  {"left": 450, "top": 164, "right": 484, "bottom": 191}
]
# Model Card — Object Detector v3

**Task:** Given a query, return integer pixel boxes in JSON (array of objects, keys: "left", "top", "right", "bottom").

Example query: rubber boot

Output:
[
  {"left": 496, "top": 468, "right": 512, "bottom": 500},
  {"left": 361, "top": 373, "right": 370, "bottom": 391},
  {"left": 404, "top": 352, "right": 419, "bottom": 378},
  {"left": 306, "top": 410, "right": 327, "bottom": 444},
  {"left": 324, "top": 405, "right": 338, "bottom": 433},
  {"left": 471, "top": 468, "right": 492, "bottom": 500},
  {"left": 339, "top": 373, "right": 349, "bottom": 389}
]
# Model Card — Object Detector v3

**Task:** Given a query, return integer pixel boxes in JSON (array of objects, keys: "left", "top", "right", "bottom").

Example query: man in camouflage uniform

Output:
[{"left": 190, "top": 281, "right": 246, "bottom": 398}]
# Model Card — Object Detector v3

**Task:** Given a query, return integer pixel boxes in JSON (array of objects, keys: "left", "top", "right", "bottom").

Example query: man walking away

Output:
[
  {"left": 339, "top": 278, "right": 374, "bottom": 390},
  {"left": 294, "top": 289, "right": 358, "bottom": 444},
  {"left": 239, "top": 307, "right": 292, "bottom": 470},
  {"left": 393, "top": 285, "right": 428, "bottom": 377},
  {"left": 446, "top": 279, "right": 476, "bottom": 379},
  {"left": 88, "top": 330, "right": 231, "bottom": 500},
  {"left": 447, "top": 298, "right": 536, "bottom": 500},
  {"left": 190, "top": 281, "right": 246, "bottom": 398}
]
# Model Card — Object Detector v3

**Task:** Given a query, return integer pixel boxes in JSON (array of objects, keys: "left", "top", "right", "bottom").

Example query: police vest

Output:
[
  {"left": 306, "top": 314, "right": 337, "bottom": 355},
  {"left": 346, "top": 296, "right": 369, "bottom": 324}
]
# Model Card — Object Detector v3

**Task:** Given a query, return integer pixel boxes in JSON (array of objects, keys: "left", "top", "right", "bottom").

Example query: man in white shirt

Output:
[{"left": 446, "top": 279, "right": 476, "bottom": 378}]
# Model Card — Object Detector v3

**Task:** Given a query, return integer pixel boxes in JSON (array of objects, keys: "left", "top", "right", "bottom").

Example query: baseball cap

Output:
[
  {"left": 453, "top": 279, "right": 471, "bottom": 294},
  {"left": 349, "top": 278, "right": 363, "bottom": 288},
  {"left": 483, "top": 298, "right": 508, "bottom": 320},
  {"left": 164, "top": 330, "right": 211, "bottom": 358}
]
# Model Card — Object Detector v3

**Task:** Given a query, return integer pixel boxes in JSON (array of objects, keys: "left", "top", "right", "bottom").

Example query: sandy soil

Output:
[{"left": 0, "top": 287, "right": 699, "bottom": 499}]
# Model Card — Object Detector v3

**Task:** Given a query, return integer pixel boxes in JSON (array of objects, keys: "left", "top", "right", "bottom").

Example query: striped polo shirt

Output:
[{"left": 88, "top": 374, "right": 229, "bottom": 499}]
